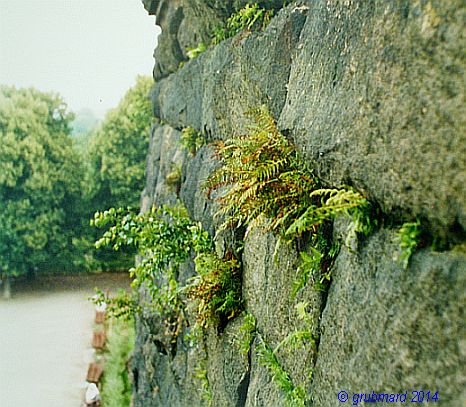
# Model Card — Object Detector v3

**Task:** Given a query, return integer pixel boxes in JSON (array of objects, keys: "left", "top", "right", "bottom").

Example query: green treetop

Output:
[
  {"left": 0, "top": 85, "right": 82, "bottom": 276},
  {"left": 88, "top": 75, "right": 154, "bottom": 210}
]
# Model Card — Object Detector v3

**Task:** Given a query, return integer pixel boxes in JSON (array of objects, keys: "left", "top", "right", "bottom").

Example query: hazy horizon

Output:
[{"left": 0, "top": 0, "right": 161, "bottom": 118}]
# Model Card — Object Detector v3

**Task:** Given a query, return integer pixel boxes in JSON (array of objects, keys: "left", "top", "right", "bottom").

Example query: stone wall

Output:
[{"left": 133, "top": 1, "right": 466, "bottom": 406}]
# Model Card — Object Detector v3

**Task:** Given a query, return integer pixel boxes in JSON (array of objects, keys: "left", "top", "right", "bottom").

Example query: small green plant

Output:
[
  {"left": 165, "top": 164, "right": 182, "bottom": 187},
  {"left": 211, "top": 3, "right": 273, "bottom": 45},
  {"left": 396, "top": 220, "right": 422, "bottom": 269},
  {"left": 236, "top": 311, "right": 257, "bottom": 355},
  {"left": 273, "top": 330, "right": 317, "bottom": 355},
  {"left": 292, "top": 248, "right": 322, "bottom": 297},
  {"left": 185, "top": 252, "right": 242, "bottom": 328},
  {"left": 186, "top": 42, "right": 207, "bottom": 59},
  {"left": 285, "top": 188, "right": 370, "bottom": 238},
  {"left": 242, "top": 310, "right": 312, "bottom": 406},
  {"left": 292, "top": 229, "right": 341, "bottom": 295},
  {"left": 257, "top": 336, "right": 307, "bottom": 407},
  {"left": 194, "top": 365, "right": 213, "bottom": 406},
  {"left": 227, "top": 4, "right": 273, "bottom": 36},
  {"left": 100, "top": 317, "right": 135, "bottom": 407},
  {"left": 211, "top": 25, "right": 228, "bottom": 45},
  {"left": 181, "top": 126, "right": 205, "bottom": 155},
  {"left": 92, "top": 289, "right": 140, "bottom": 320}
]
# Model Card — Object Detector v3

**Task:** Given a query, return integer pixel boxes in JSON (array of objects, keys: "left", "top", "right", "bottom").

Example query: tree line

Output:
[{"left": 0, "top": 76, "right": 153, "bottom": 292}]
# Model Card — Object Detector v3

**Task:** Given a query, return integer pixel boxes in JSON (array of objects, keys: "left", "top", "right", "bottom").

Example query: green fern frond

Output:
[
  {"left": 206, "top": 107, "right": 372, "bottom": 246},
  {"left": 285, "top": 188, "right": 369, "bottom": 238}
]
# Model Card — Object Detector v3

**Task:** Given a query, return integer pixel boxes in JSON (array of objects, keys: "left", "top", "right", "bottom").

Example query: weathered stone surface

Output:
[
  {"left": 152, "top": 4, "right": 308, "bottom": 137},
  {"left": 180, "top": 145, "right": 218, "bottom": 233},
  {"left": 132, "top": 302, "right": 251, "bottom": 407},
  {"left": 135, "top": 0, "right": 466, "bottom": 406},
  {"left": 143, "top": 0, "right": 286, "bottom": 80},
  {"left": 280, "top": 0, "right": 466, "bottom": 237},
  {"left": 242, "top": 220, "right": 322, "bottom": 406},
  {"left": 151, "top": 0, "right": 465, "bottom": 237},
  {"left": 132, "top": 316, "right": 207, "bottom": 407},
  {"left": 313, "top": 226, "right": 466, "bottom": 407}
]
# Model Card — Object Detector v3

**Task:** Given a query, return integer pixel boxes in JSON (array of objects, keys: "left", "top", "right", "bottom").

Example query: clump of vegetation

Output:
[
  {"left": 180, "top": 126, "right": 205, "bottom": 155},
  {"left": 100, "top": 317, "right": 135, "bottom": 407},
  {"left": 165, "top": 164, "right": 182, "bottom": 187},
  {"left": 180, "top": 4, "right": 275, "bottom": 69},
  {"left": 185, "top": 252, "right": 242, "bottom": 328},
  {"left": 206, "top": 106, "right": 370, "bottom": 239},
  {"left": 212, "top": 3, "right": 274, "bottom": 45},
  {"left": 206, "top": 106, "right": 316, "bottom": 233},
  {"left": 206, "top": 106, "right": 372, "bottom": 293},
  {"left": 186, "top": 42, "right": 207, "bottom": 59},
  {"left": 92, "top": 203, "right": 242, "bottom": 338},
  {"left": 0, "top": 85, "right": 84, "bottom": 280},
  {"left": 396, "top": 220, "right": 422, "bottom": 269},
  {"left": 92, "top": 205, "right": 194, "bottom": 339}
]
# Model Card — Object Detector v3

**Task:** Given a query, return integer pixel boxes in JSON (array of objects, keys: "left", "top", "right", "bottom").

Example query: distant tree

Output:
[
  {"left": 80, "top": 76, "right": 154, "bottom": 270},
  {"left": 71, "top": 108, "right": 100, "bottom": 137},
  {"left": 71, "top": 108, "right": 100, "bottom": 155},
  {"left": 0, "top": 85, "right": 83, "bottom": 287},
  {"left": 88, "top": 75, "right": 154, "bottom": 210}
]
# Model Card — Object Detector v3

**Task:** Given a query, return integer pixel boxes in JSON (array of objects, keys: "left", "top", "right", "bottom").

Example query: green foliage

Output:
[
  {"left": 88, "top": 76, "right": 153, "bottom": 210},
  {"left": 92, "top": 203, "right": 242, "bottom": 337},
  {"left": 206, "top": 106, "right": 370, "bottom": 243},
  {"left": 185, "top": 252, "right": 242, "bottom": 328},
  {"left": 0, "top": 85, "right": 83, "bottom": 276},
  {"left": 78, "top": 76, "right": 154, "bottom": 271},
  {"left": 194, "top": 365, "right": 213, "bottom": 406},
  {"left": 211, "top": 25, "right": 228, "bottom": 45},
  {"left": 228, "top": 3, "right": 273, "bottom": 34},
  {"left": 257, "top": 336, "right": 306, "bottom": 407},
  {"left": 92, "top": 289, "right": 140, "bottom": 320},
  {"left": 186, "top": 42, "right": 207, "bottom": 59},
  {"left": 396, "top": 220, "right": 422, "bottom": 269},
  {"left": 237, "top": 312, "right": 257, "bottom": 355},
  {"left": 206, "top": 106, "right": 315, "bottom": 233},
  {"left": 345, "top": 203, "right": 377, "bottom": 251},
  {"left": 180, "top": 126, "right": 205, "bottom": 156},
  {"left": 100, "top": 317, "right": 135, "bottom": 407},
  {"left": 274, "top": 330, "right": 317, "bottom": 354},
  {"left": 285, "top": 188, "right": 370, "bottom": 238},
  {"left": 293, "top": 248, "right": 322, "bottom": 297},
  {"left": 292, "top": 227, "right": 341, "bottom": 295},
  {"left": 212, "top": 3, "right": 273, "bottom": 45},
  {"left": 242, "top": 309, "right": 313, "bottom": 406},
  {"left": 165, "top": 165, "right": 182, "bottom": 187},
  {"left": 92, "top": 205, "right": 196, "bottom": 330}
]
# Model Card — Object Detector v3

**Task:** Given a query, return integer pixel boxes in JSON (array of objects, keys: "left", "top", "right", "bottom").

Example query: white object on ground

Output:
[{"left": 85, "top": 383, "right": 101, "bottom": 403}]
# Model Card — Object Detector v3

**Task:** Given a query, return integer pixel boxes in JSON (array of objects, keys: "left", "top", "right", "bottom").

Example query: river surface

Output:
[{"left": 0, "top": 273, "right": 131, "bottom": 407}]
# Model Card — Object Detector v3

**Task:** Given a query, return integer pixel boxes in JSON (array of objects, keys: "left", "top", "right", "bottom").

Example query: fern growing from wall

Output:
[{"left": 205, "top": 106, "right": 371, "bottom": 242}]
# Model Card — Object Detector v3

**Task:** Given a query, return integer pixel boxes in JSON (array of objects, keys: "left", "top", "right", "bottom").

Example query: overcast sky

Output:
[{"left": 0, "top": 0, "right": 160, "bottom": 118}]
